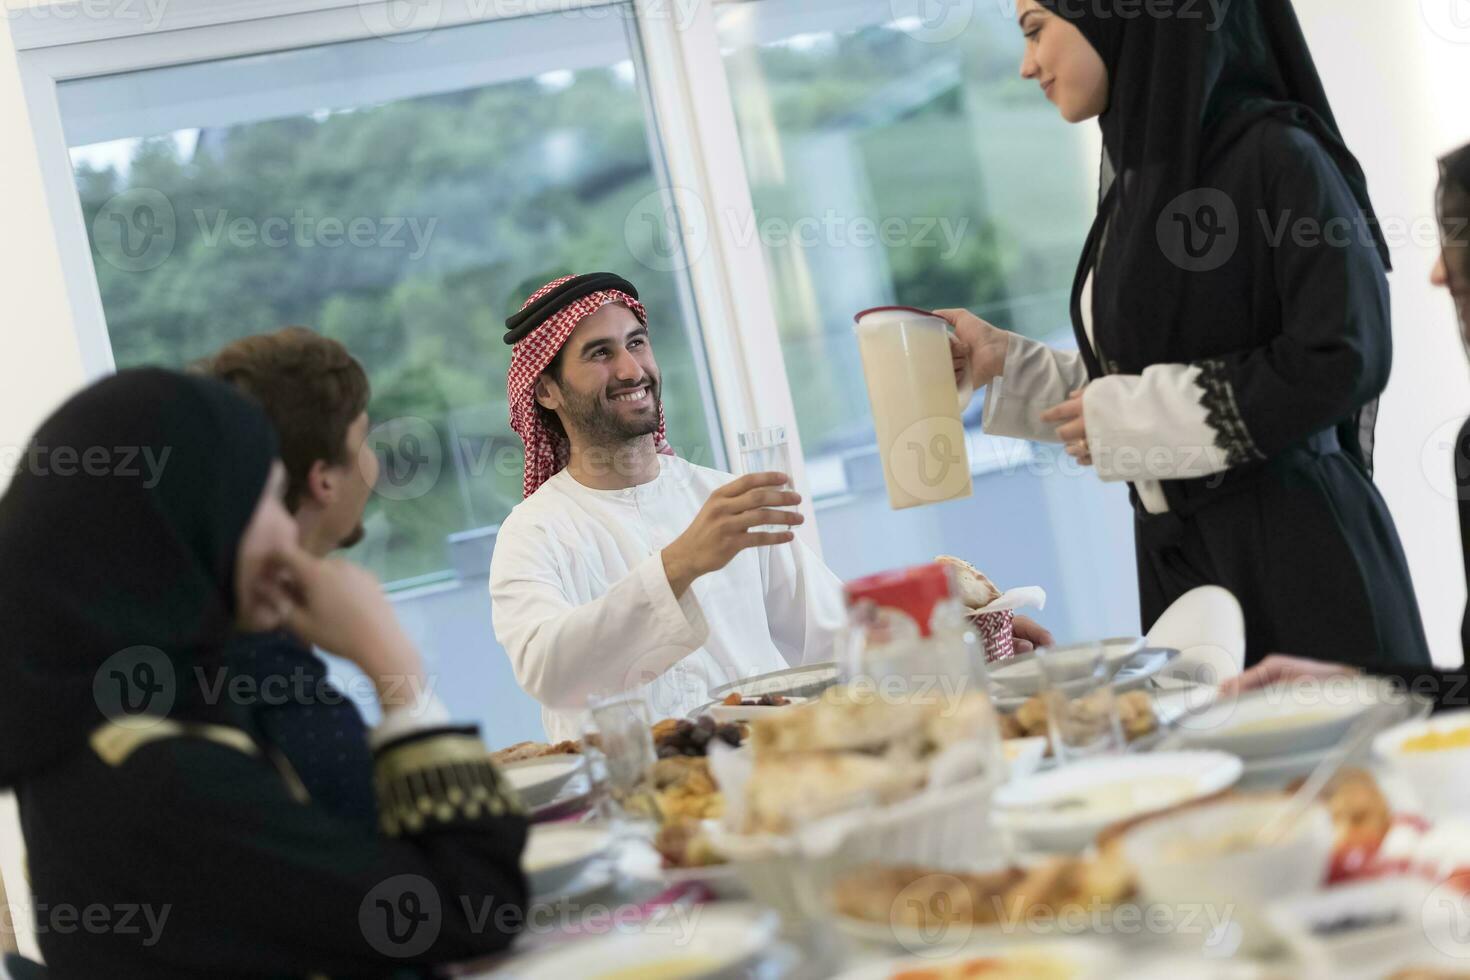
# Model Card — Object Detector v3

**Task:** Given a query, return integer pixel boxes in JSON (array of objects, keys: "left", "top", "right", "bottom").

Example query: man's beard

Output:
[{"left": 559, "top": 375, "right": 663, "bottom": 448}]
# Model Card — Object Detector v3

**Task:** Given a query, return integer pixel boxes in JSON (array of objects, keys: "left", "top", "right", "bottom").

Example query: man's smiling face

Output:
[{"left": 535, "top": 302, "right": 662, "bottom": 448}]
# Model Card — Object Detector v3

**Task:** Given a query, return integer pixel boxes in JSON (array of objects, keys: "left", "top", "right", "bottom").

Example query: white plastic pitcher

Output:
[{"left": 853, "top": 306, "right": 973, "bottom": 510}]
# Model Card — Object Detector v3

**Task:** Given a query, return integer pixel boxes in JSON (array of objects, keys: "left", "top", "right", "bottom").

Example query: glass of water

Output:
[
  {"left": 738, "top": 425, "right": 794, "bottom": 534},
  {"left": 1037, "top": 643, "right": 1125, "bottom": 764},
  {"left": 585, "top": 692, "right": 657, "bottom": 820}
]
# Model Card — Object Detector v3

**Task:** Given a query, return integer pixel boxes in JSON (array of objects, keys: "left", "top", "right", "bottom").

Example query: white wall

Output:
[
  {"left": 0, "top": 3, "right": 85, "bottom": 463},
  {"left": 0, "top": 2, "right": 79, "bottom": 961},
  {"left": 1295, "top": 0, "right": 1470, "bottom": 668}
]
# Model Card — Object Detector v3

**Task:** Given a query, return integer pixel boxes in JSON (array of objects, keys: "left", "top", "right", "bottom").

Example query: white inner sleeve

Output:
[
  {"left": 1077, "top": 272, "right": 1230, "bottom": 514},
  {"left": 980, "top": 335, "right": 1089, "bottom": 444},
  {"left": 371, "top": 690, "right": 454, "bottom": 750},
  {"left": 1082, "top": 368, "right": 1233, "bottom": 486}
]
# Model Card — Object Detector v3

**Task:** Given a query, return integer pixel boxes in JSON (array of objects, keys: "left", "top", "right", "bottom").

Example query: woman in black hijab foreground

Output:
[
  {"left": 1228, "top": 143, "right": 1470, "bottom": 710},
  {"left": 944, "top": 0, "right": 1431, "bottom": 670},
  {"left": 0, "top": 369, "right": 527, "bottom": 978}
]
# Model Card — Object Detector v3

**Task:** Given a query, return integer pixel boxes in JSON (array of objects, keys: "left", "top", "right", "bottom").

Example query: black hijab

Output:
[
  {"left": 1036, "top": 0, "right": 1390, "bottom": 375},
  {"left": 0, "top": 369, "right": 277, "bottom": 786}
]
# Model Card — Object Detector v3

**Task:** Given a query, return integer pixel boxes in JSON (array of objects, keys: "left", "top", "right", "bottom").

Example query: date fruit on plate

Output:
[
  {"left": 720, "top": 692, "right": 790, "bottom": 707},
  {"left": 653, "top": 715, "right": 747, "bottom": 758}
]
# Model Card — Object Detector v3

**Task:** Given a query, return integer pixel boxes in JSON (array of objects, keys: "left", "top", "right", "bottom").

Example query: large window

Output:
[
  {"left": 62, "top": 8, "right": 722, "bottom": 588},
  {"left": 23, "top": 0, "right": 1141, "bottom": 746},
  {"left": 715, "top": 0, "right": 1140, "bottom": 640}
]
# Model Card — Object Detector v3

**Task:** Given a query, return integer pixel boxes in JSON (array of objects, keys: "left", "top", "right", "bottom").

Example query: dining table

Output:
[{"left": 455, "top": 679, "right": 1470, "bottom": 979}]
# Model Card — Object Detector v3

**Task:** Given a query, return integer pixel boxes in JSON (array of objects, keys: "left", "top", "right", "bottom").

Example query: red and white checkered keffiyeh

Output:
[{"left": 507, "top": 275, "right": 674, "bottom": 498}]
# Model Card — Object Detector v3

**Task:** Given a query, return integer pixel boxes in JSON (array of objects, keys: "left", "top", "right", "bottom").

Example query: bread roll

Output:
[{"left": 935, "top": 555, "right": 1002, "bottom": 610}]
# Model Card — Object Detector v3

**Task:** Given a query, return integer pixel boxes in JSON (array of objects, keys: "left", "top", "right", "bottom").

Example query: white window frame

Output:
[{"left": 8, "top": 0, "right": 822, "bottom": 549}]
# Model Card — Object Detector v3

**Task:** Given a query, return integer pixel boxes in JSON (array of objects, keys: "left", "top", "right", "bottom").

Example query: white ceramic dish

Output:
[
  {"left": 502, "top": 755, "right": 586, "bottom": 809},
  {"left": 989, "top": 648, "right": 1178, "bottom": 712},
  {"left": 993, "top": 751, "right": 1243, "bottom": 853},
  {"left": 1120, "top": 796, "right": 1334, "bottom": 957},
  {"left": 1233, "top": 743, "right": 1336, "bottom": 790},
  {"left": 830, "top": 940, "right": 1117, "bottom": 980},
  {"left": 522, "top": 824, "right": 613, "bottom": 898},
  {"left": 831, "top": 908, "right": 1068, "bottom": 952},
  {"left": 1145, "top": 584, "right": 1246, "bottom": 684},
  {"left": 488, "top": 903, "right": 778, "bottom": 980},
  {"left": 708, "top": 663, "right": 840, "bottom": 700},
  {"left": 1003, "top": 736, "right": 1048, "bottom": 780},
  {"left": 1374, "top": 708, "right": 1470, "bottom": 819},
  {"left": 617, "top": 839, "right": 748, "bottom": 899},
  {"left": 988, "top": 637, "right": 1146, "bottom": 696},
  {"left": 529, "top": 769, "right": 597, "bottom": 822},
  {"left": 706, "top": 695, "right": 808, "bottom": 724},
  {"left": 1173, "top": 688, "right": 1375, "bottom": 760},
  {"left": 1267, "top": 877, "right": 1446, "bottom": 980}
]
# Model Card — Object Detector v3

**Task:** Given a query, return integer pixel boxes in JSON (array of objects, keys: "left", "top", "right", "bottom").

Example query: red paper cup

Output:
[{"left": 974, "top": 609, "right": 1015, "bottom": 663}]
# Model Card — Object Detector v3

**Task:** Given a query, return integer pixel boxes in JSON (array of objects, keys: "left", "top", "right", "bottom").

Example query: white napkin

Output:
[
  {"left": 706, "top": 741, "right": 752, "bottom": 833},
  {"left": 972, "top": 585, "right": 1047, "bottom": 615}
]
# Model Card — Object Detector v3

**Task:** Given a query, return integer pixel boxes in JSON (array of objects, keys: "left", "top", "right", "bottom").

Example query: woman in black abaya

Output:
[
  {"left": 944, "top": 0, "right": 1431, "bottom": 669},
  {"left": 1229, "top": 144, "right": 1470, "bottom": 706},
  {"left": 0, "top": 369, "right": 527, "bottom": 978}
]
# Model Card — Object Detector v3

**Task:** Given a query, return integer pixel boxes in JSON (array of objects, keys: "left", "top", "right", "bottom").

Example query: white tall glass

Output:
[{"left": 738, "top": 425, "right": 795, "bottom": 534}]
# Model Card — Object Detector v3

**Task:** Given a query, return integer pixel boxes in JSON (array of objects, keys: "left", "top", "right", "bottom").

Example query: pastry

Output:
[
  {"left": 829, "top": 864, "right": 1022, "bottom": 928},
  {"left": 490, "top": 739, "right": 581, "bottom": 765},
  {"left": 742, "top": 752, "right": 925, "bottom": 834},
  {"left": 935, "top": 555, "right": 1002, "bottom": 609}
]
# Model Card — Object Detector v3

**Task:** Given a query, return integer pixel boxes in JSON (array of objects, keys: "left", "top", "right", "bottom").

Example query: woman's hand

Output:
[
  {"left": 1012, "top": 615, "right": 1055, "bottom": 655},
  {"left": 1041, "top": 388, "right": 1092, "bottom": 465},
  {"left": 274, "top": 547, "right": 427, "bottom": 709},
  {"left": 1218, "top": 654, "right": 1360, "bottom": 697},
  {"left": 934, "top": 308, "right": 1011, "bottom": 397}
]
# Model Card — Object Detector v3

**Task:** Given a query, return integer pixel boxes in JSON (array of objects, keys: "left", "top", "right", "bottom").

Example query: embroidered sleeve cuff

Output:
[
  {"left": 374, "top": 727, "right": 526, "bottom": 835},
  {"left": 1082, "top": 367, "right": 1233, "bottom": 482},
  {"left": 1193, "top": 359, "right": 1268, "bottom": 467}
]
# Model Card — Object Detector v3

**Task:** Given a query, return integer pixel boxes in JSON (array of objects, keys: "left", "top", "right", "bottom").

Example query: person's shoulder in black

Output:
[
  {"left": 226, "top": 628, "right": 378, "bottom": 831},
  {"left": 22, "top": 714, "right": 528, "bottom": 979}
]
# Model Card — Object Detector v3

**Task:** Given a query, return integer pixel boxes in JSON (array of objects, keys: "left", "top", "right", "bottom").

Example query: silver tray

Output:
[
  {"left": 989, "top": 646, "right": 1181, "bottom": 712},
  {"left": 707, "top": 661, "right": 841, "bottom": 701}
]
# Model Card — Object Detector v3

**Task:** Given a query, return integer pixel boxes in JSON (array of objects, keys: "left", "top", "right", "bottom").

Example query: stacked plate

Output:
[
  {"left": 1159, "top": 679, "right": 1430, "bottom": 787},
  {"left": 481, "top": 904, "right": 779, "bottom": 980},
  {"left": 992, "top": 751, "right": 1244, "bottom": 853},
  {"left": 986, "top": 641, "right": 1179, "bottom": 712}
]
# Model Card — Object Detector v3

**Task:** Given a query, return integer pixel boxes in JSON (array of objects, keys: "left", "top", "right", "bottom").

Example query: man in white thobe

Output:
[{"left": 489, "top": 272, "right": 846, "bottom": 741}]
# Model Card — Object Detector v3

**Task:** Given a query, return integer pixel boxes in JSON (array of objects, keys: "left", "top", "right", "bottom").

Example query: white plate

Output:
[
  {"left": 1172, "top": 688, "right": 1375, "bottom": 760},
  {"left": 988, "top": 638, "right": 1146, "bottom": 696},
  {"left": 993, "top": 751, "right": 1243, "bottom": 853},
  {"left": 523, "top": 824, "right": 613, "bottom": 898},
  {"left": 831, "top": 910, "right": 1062, "bottom": 952},
  {"left": 706, "top": 695, "right": 808, "bottom": 724},
  {"left": 530, "top": 769, "right": 597, "bottom": 822},
  {"left": 830, "top": 940, "right": 1117, "bottom": 980},
  {"left": 708, "top": 663, "right": 840, "bottom": 700},
  {"left": 617, "top": 839, "right": 748, "bottom": 899},
  {"left": 1003, "top": 736, "right": 1048, "bottom": 779},
  {"left": 989, "top": 648, "right": 1178, "bottom": 711},
  {"left": 503, "top": 755, "right": 587, "bottom": 809},
  {"left": 490, "top": 903, "right": 778, "bottom": 980}
]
